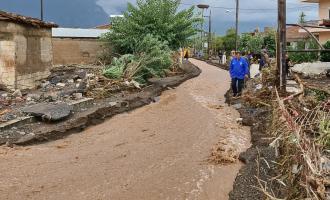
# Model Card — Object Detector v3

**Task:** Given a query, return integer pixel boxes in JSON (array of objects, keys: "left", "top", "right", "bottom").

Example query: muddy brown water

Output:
[{"left": 0, "top": 59, "right": 250, "bottom": 200}]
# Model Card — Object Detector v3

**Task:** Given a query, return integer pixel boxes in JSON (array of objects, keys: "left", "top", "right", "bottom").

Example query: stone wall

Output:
[
  {"left": 52, "top": 38, "right": 105, "bottom": 65},
  {"left": 0, "top": 21, "right": 52, "bottom": 90}
]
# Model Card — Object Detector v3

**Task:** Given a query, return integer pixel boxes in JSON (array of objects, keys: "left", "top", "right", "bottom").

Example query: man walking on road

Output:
[
  {"left": 218, "top": 50, "right": 223, "bottom": 64},
  {"left": 230, "top": 51, "right": 249, "bottom": 97}
]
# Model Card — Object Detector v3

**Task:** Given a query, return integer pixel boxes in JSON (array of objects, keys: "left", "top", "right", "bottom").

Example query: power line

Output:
[{"left": 180, "top": 2, "right": 314, "bottom": 10}]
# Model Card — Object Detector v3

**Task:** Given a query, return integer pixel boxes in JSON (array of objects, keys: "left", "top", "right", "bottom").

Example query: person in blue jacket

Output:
[{"left": 229, "top": 51, "right": 249, "bottom": 97}]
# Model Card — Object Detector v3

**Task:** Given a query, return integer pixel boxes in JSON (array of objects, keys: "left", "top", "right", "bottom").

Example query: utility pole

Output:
[
  {"left": 208, "top": 9, "right": 212, "bottom": 58},
  {"left": 235, "top": 0, "right": 239, "bottom": 51},
  {"left": 40, "top": 0, "right": 44, "bottom": 21},
  {"left": 277, "top": 0, "right": 286, "bottom": 90}
]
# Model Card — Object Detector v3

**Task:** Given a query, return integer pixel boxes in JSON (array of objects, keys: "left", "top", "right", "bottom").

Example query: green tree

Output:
[
  {"left": 238, "top": 31, "right": 275, "bottom": 56},
  {"left": 248, "top": 33, "right": 264, "bottom": 53},
  {"left": 104, "top": 0, "right": 200, "bottom": 54},
  {"left": 222, "top": 28, "right": 237, "bottom": 52},
  {"left": 239, "top": 33, "right": 253, "bottom": 52},
  {"left": 263, "top": 31, "right": 276, "bottom": 57},
  {"left": 213, "top": 36, "right": 224, "bottom": 51},
  {"left": 320, "top": 41, "right": 330, "bottom": 62},
  {"left": 299, "top": 12, "right": 306, "bottom": 25}
]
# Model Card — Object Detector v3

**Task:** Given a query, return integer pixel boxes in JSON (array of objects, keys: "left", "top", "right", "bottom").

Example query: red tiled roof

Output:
[
  {"left": 0, "top": 10, "right": 58, "bottom": 28},
  {"left": 286, "top": 26, "right": 309, "bottom": 42}
]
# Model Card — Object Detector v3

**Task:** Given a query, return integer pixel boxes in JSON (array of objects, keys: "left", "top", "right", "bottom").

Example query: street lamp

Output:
[{"left": 197, "top": 4, "right": 211, "bottom": 59}]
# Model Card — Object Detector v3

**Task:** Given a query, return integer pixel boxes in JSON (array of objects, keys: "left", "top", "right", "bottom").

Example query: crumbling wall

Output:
[
  {"left": 52, "top": 38, "right": 105, "bottom": 65},
  {"left": 0, "top": 21, "right": 52, "bottom": 90}
]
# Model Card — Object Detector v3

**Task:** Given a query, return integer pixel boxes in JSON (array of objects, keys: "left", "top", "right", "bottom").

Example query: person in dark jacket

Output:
[
  {"left": 218, "top": 50, "right": 223, "bottom": 64},
  {"left": 230, "top": 51, "right": 249, "bottom": 97}
]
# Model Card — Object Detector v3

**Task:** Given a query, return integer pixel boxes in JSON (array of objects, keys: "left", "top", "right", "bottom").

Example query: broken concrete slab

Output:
[
  {"left": 14, "top": 133, "right": 36, "bottom": 145},
  {"left": 69, "top": 98, "right": 94, "bottom": 112},
  {"left": 0, "top": 116, "right": 35, "bottom": 132},
  {"left": 292, "top": 62, "right": 330, "bottom": 76},
  {"left": 22, "top": 102, "right": 73, "bottom": 121}
]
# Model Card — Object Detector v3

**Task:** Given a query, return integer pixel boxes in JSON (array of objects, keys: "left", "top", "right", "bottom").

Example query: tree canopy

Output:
[{"left": 104, "top": 0, "right": 200, "bottom": 54}]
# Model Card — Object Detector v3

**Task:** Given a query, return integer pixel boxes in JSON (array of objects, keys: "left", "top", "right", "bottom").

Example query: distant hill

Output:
[{"left": 0, "top": 0, "right": 109, "bottom": 28}]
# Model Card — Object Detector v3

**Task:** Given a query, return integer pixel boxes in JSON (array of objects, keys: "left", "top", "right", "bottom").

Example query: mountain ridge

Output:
[{"left": 0, "top": 0, "right": 109, "bottom": 28}]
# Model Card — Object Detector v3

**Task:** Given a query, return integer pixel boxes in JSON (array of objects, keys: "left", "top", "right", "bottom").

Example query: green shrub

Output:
[
  {"left": 320, "top": 41, "right": 330, "bottom": 62},
  {"left": 103, "top": 54, "right": 135, "bottom": 79},
  {"left": 103, "top": 34, "right": 172, "bottom": 84},
  {"left": 289, "top": 40, "right": 319, "bottom": 63}
]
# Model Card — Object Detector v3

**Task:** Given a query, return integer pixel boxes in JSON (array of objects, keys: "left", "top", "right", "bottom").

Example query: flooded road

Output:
[{"left": 0, "top": 59, "right": 250, "bottom": 200}]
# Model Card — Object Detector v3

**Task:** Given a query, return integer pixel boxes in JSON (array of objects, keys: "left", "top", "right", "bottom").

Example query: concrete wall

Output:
[
  {"left": 0, "top": 21, "right": 52, "bottom": 90},
  {"left": 52, "top": 38, "right": 105, "bottom": 65}
]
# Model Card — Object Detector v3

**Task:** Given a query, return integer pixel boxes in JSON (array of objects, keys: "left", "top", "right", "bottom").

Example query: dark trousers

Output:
[{"left": 232, "top": 78, "right": 244, "bottom": 96}]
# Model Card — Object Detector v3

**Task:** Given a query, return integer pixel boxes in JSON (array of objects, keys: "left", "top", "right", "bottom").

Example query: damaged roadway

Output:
[
  {"left": 0, "top": 59, "right": 251, "bottom": 200},
  {"left": 0, "top": 61, "right": 202, "bottom": 145}
]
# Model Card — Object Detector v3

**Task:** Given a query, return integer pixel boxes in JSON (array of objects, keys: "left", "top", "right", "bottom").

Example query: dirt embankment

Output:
[
  {"left": 1, "top": 62, "right": 201, "bottom": 146},
  {"left": 227, "top": 95, "right": 282, "bottom": 199}
]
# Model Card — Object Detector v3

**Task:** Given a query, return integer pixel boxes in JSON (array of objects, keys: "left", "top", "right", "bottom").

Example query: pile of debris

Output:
[
  {"left": 0, "top": 61, "right": 185, "bottom": 124},
  {"left": 228, "top": 61, "right": 330, "bottom": 199},
  {"left": 271, "top": 79, "right": 330, "bottom": 199},
  {"left": 0, "top": 64, "right": 131, "bottom": 124}
]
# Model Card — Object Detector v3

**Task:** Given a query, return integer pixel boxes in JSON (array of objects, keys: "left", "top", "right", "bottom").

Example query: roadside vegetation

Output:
[{"left": 102, "top": 0, "right": 200, "bottom": 84}]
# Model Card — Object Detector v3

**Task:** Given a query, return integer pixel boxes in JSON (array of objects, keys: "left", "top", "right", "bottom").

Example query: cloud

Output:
[{"left": 97, "top": 0, "right": 318, "bottom": 34}]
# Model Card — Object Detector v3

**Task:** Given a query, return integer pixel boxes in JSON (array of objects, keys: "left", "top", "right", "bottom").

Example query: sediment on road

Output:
[
  {"left": 1, "top": 62, "right": 201, "bottom": 146},
  {"left": 203, "top": 59, "right": 282, "bottom": 199}
]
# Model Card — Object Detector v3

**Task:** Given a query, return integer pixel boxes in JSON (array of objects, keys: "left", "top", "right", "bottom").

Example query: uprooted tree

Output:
[{"left": 102, "top": 0, "right": 200, "bottom": 84}]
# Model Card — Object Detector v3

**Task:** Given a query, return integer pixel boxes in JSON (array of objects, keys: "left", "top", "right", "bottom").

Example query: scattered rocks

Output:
[
  {"left": 232, "top": 103, "right": 242, "bottom": 109},
  {"left": 17, "top": 131, "right": 26, "bottom": 136},
  {"left": 236, "top": 118, "right": 243, "bottom": 124},
  {"left": 76, "top": 69, "right": 87, "bottom": 79},
  {"left": 0, "top": 113, "right": 16, "bottom": 122},
  {"left": 41, "top": 81, "right": 50, "bottom": 88},
  {"left": 1, "top": 93, "right": 8, "bottom": 98},
  {"left": 109, "top": 102, "right": 118, "bottom": 107},
  {"left": 56, "top": 83, "right": 66, "bottom": 87},
  {"left": 12, "top": 90, "right": 22, "bottom": 97},
  {"left": 50, "top": 76, "right": 62, "bottom": 85},
  {"left": 27, "top": 93, "right": 42, "bottom": 101},
  {"left": 73, "top": 93, "right": 83, "bottom": 100},
  {"left": 153, "top": 96, "right": 161, "bottom": 102}
]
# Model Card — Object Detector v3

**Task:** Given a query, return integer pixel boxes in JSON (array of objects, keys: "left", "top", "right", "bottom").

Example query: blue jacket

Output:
[{"left": 230, "top": 57, "right": 249, "bottom": 79}]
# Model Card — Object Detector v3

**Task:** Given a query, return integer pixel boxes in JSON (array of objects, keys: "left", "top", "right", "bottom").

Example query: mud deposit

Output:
[
  {"left": 0, "top": 59, "right": 250, "bottom": 200},
  {"left": 227, "top": 97, "right": 283, "bottom": 200},
  {"left": 0, "top": 62, "right": 201, "bottom": 145}
]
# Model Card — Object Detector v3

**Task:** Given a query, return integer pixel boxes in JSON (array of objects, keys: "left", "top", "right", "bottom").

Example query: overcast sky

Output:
[{"left": 97, "top": 0, "right": 319, "bottom": 34}]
